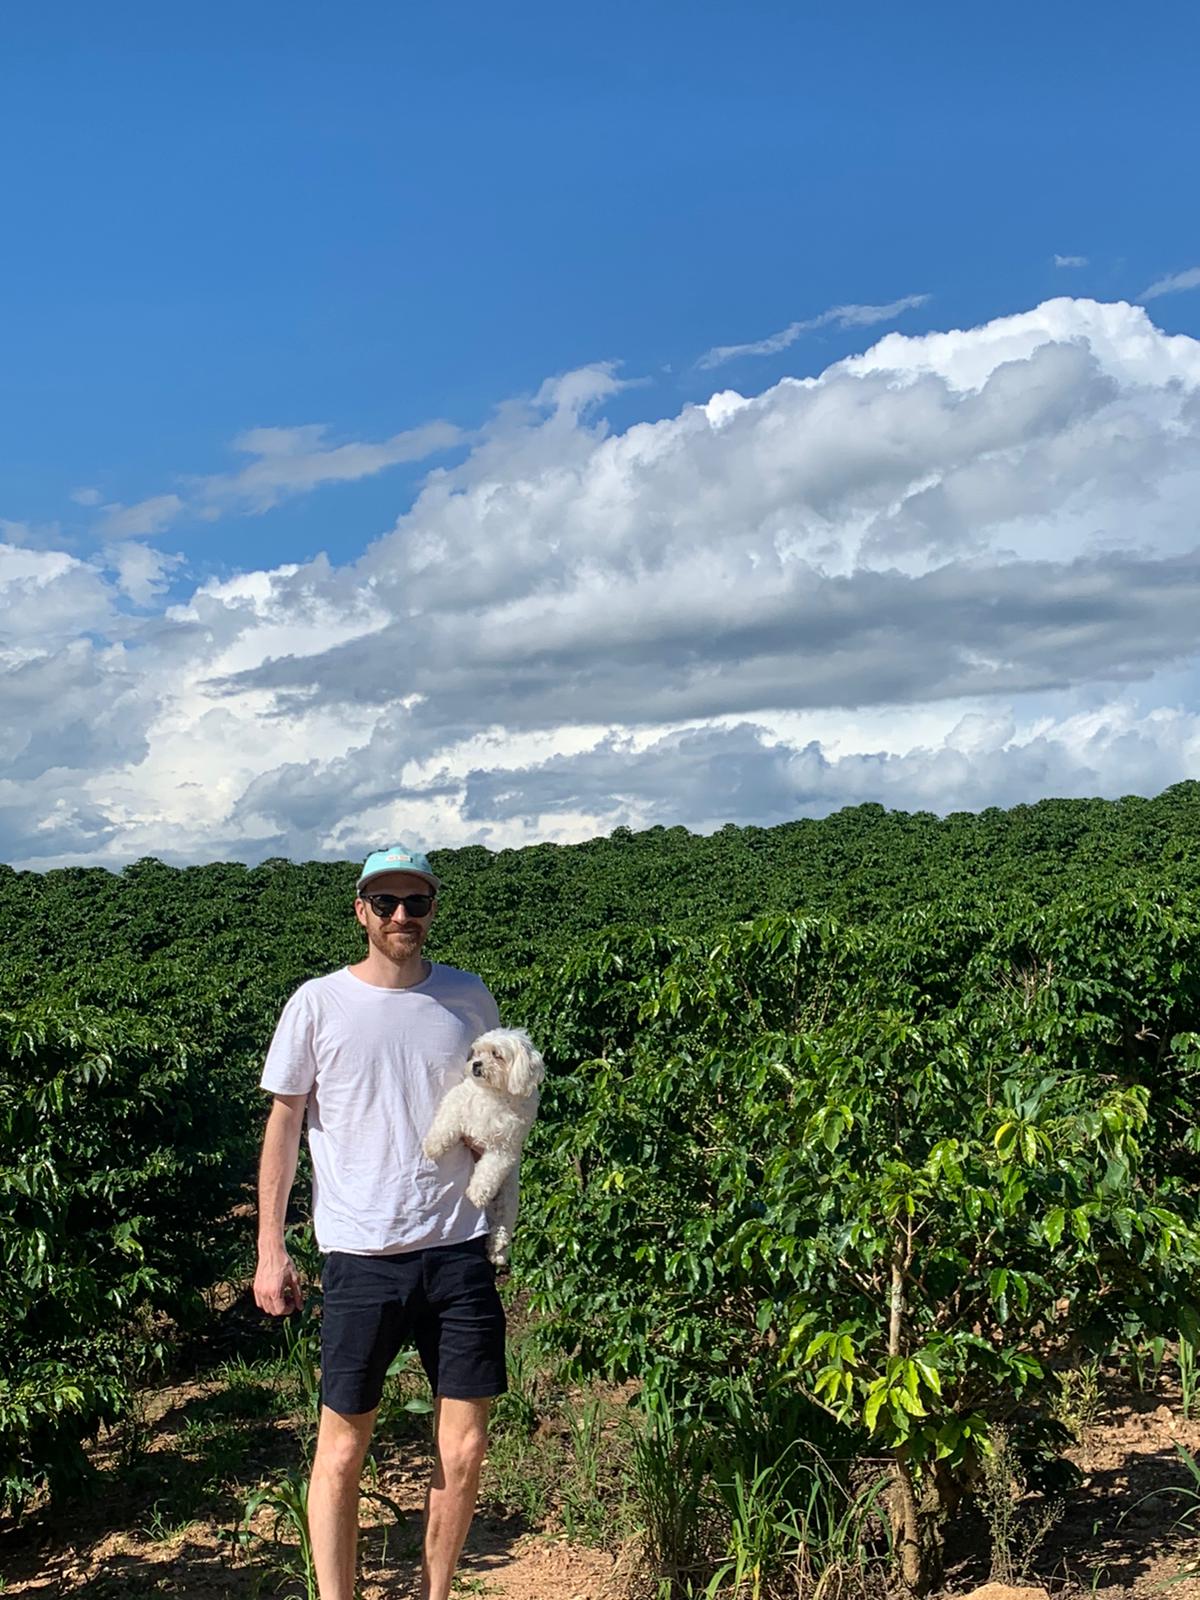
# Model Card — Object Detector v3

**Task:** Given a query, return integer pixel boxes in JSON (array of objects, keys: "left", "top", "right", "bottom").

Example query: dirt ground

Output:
[
  {"left": 4, "top": 1373, "right": 1200, "bottom": 1598},
  {"left": 943, "top": 1375, "right": 1200, "bottom": 1600},
  {"left": 0, "top": 1374, "right": 620, "bottom": 1600}
]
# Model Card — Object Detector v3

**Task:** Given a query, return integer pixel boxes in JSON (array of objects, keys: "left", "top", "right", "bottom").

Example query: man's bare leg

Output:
[
  {"left": 421, "top": 1395, "right": 491, "bottom": 1600},
  {"left": 309, "top": 1404, "right": 378, "bottom": 1600}
]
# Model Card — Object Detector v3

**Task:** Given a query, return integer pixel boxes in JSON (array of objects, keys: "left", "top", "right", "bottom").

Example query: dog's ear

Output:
[{"left": 505, "top": 1034, "right": 545, "bottom": 1099}]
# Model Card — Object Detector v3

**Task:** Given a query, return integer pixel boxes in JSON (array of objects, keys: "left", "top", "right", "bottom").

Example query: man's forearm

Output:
[{"left": 258, "top": 1103, "right": 303, "bottom": 1255}]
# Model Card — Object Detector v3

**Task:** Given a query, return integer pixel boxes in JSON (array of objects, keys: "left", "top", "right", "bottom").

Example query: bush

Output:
[
  {"left": 518, "top": 894, "right": 1200, "bottom": 1591},
  {"left": 0, "top": 998, "right": 255, "bottom": 1506}
]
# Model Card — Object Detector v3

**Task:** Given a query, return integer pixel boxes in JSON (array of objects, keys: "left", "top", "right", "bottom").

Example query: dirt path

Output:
[
  {"left": 6, "top": 1370, "right": 1200, "bottom": 1597},
  {"left": 1, "top": 1489, "right": 619, "bottom": 1600},
  {"left": 0, "top": 1378, "right": 620, "bottom": 1600}
]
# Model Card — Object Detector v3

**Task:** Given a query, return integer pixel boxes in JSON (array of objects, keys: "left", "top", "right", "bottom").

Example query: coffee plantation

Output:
[{"left": 2, "top": 784, "right": 1199, "bottom": 1592}]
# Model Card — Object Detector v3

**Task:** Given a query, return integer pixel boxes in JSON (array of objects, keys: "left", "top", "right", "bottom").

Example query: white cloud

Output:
[
  {"left": 1, "top": 517, "right": 67, "bottom": 549},
  {"left": 195, "top": 419, "right": 464, "bottom": 514},
  {"left": 0, "top": 541, "right": 119, "bottom": 647},
  {"left": 102, "top": 542, "right": 181, "bottom": 606},
  {"left": 78, "top": 419, "right": 464, "bottom": 542},
  {"left": 1141, "top": 267, "right": 1200, "bottom": 301},
  {"left": 839, "top": 297, "right": 1200, "bottom": 392},
  {"left": 97, "top": 493, "right": 186, "bottom": 539},
  {"left": 1054, "top": 254, "right": 1089, "bottom": 268},
  {"left": 697, "top": 294, "right": 930, "bottom": 369},
  {"left": 454, "top": 703, "right": 1200, "bottom": 831},
  {"left": 5, "top": 296, "right": 1200, "bottom": 869}
]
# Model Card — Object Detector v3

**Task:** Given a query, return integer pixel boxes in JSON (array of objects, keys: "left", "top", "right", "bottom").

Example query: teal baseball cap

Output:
[{"left": 356, "top": 845, "right": 441, "bottom": 895}]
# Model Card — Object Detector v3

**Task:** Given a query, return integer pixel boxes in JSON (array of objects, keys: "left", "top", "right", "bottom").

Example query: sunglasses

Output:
[{"left": 361, "top": 891, "right": 436, "bottom": 919}]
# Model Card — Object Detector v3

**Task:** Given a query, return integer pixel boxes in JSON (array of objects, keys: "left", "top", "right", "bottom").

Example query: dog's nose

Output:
[{"left": 471, "top": 1060, "right": 483, "bottom": 1076}]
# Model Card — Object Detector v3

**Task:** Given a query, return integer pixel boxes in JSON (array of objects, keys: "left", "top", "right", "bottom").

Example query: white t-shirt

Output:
[{"left": 260, "top": 963, "right": 501, "bottom": 1255}]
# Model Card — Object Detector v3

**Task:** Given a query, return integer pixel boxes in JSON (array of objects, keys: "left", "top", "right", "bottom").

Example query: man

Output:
[{"left": 254, "top": 845, "right": 505, "bottom": 1600}]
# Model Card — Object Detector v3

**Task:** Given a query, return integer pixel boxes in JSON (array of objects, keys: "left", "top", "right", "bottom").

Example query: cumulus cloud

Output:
[
  {"left": 5, "top": 297, "right": 1200, "bottom": 869},
  {"left": 697, "top": 294, "right": 930, "bottom": 369},
  {"left": 1141, "top": 267, "right": 1200, "bottom": 301},
  {"left": 456, "top": 707, "right": 1200, "bottom": 830},
  {"left": 0, "top": 546, "right": 162, "bottom": 853},
  {"left": 217, "top": 308, "right": 1200, "bottom": 735}
]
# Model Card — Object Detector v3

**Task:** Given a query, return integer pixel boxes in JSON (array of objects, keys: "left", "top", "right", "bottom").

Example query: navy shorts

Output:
[{"left": 319, "top": 1236, "right": 507, "bottom": 1415}]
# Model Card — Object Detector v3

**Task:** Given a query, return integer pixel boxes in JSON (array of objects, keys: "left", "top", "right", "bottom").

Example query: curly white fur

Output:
[{"left": 422, "top": 1027, "right": 544, "bottom": 1266}]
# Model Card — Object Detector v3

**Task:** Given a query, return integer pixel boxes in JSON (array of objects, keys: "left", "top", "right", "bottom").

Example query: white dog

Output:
[{"left": 423, "top": 1027, "right": 544, "bottom": 1266}]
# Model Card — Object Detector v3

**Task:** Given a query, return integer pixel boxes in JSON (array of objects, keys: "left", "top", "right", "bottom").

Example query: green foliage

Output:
[
  {"left": 1, "top": 781, "right": 1199, "bottom": 1592},
  {"left": 630, "top": 1381, "right": 886, "bottom": 1599},
  {"left": 518, "top": 890, "right": 1200, "bottom": 1587},
  {"left": 1181, "top": 1338, "right": 1199, "bottom": 1420},
  {"left": 1, "top": 783, "right": 1198, "bottom": 1006},
  {"left": 235, "top": 1470, "right": 318, "bottom": 1600},
  {"left": 0, "top": 999, "right": 255, "bottom": 1506}
]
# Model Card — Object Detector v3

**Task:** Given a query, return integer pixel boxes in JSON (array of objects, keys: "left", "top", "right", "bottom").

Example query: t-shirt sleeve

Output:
[{"left": 260, "top": 987, "right": 317, "bottom": 1096}]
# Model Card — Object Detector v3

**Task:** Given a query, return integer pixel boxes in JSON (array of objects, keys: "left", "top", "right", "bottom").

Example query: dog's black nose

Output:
[{"left": 471, "top": 1060, "right": 483, "bottom": 1076}]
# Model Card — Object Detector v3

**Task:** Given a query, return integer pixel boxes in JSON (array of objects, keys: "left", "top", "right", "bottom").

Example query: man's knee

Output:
[
  {"left": 313, "top": 1407, "right": 376, "bottom": 1481},
  {"left": 438, "top": 1432, "right": 487, "bottom": 1488},
  {"left": 436, "top": 1407, "right": 489, "bottom": 1486}
]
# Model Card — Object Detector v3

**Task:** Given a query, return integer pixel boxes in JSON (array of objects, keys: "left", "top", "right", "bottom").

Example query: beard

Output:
[{"left": 366, "top": 921, "right": 427, "bottom": 964}]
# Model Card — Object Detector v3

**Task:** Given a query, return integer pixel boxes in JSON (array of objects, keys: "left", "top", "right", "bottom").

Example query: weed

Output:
[
  {"left": 199, "top": 1368, "right": 287, "bottom": 1421},
  {"left": 140, "top": 1499, "right": 200, "bottom": 1545},
  {"left": 1051, "top": 1357, "right": 1104, "bottom": 1444},
  {"left": 1179, "top": 1338, "right": 1197, "bottom": 1421},
  {"left": 705, "top": 1440, "right": 888, "bottom": 1600},
  {"left": 490, "top": 1335, "right": 544, "bottom": 1437},
  {"left": 483, "top": 1422, "right": 557, "bottom": 1527},
  {"left": 481, "top": 1377, "right": 639, "bottom": 1546},
  {"left": 282, "top": 1309, "right": 324, "bottom": 1452},
  {"left": 1126, "top": 1337, "right": 1167, "bottom": 1394},
  {"left": 559, "top": 1393, "right": 607, "bottom": 1539},
  {"left": 633, "top": 1403, "right": 721, "bottom": 1594},
  {"left": 173, "top": 1408, "right": 272, "bottom": 1493},
  {"left": 978, "top": 1424, "right": 1063, "bottom": 1585},
  {"left": 219, "top": 1348, "right": 286, "bottom": 1383},
  {"left": 236, "top": 1469, "right": 318, "bottom": 1600},
  {"left": 376, "top": 1347, "right": 436, "bottom": 1432}
]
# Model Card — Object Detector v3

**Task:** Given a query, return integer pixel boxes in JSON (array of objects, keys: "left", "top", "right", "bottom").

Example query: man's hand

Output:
[
  {"left": 462, "top": 1136, "right": 484, "bottom": 1162},
  {"left": 254, "top": 1251, "right": 304, "bottom": 1316}
]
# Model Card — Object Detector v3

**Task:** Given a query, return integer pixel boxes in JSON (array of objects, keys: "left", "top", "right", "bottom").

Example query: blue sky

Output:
[
  {"left": 6, "top": 1, "right": 1198, "bottom": 573},
  {"left": 3, "top": 3, "right": 1200, "bottom": 867}
]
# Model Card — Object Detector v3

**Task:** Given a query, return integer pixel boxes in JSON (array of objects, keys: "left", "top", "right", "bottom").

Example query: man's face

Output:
[{"left": 355, "top": 871, "right": 437, "bottom": 964}]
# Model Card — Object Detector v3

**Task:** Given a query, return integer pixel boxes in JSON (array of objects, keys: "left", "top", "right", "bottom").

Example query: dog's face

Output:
[{"left": 467, "top": 1028, "right": 545, "bottom": 1099}]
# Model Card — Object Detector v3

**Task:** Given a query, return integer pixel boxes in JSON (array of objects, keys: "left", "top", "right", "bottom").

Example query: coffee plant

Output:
[
  {"left": 518, "top": 892, "right": 1200, "bottom": 1591},
  {"left": 0, "top": 996, "right": 256, "bottom": 1506},
  {"left": 1, "top": 784, "right": 1198, "bottom": 1596}
]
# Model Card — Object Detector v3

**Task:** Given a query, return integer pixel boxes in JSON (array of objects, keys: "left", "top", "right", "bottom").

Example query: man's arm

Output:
[{"left": 253, "top": 1093, "right": 308, "bottom": 1315}]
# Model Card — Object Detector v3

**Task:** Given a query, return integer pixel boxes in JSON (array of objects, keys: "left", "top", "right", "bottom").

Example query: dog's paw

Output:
[
  {"left": 465, "top": 1177, "right": 487, "bottom": 1207},
  {"left": 422, "top": 1137, "right": 442, "bottom": 1160}
]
